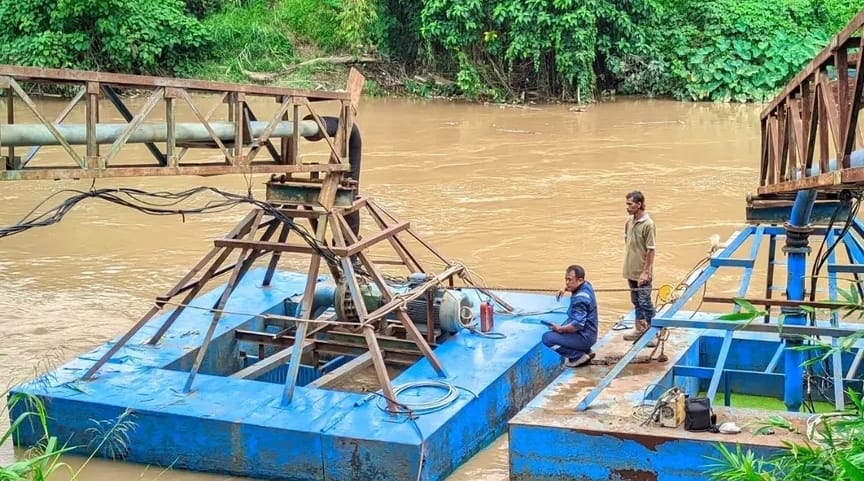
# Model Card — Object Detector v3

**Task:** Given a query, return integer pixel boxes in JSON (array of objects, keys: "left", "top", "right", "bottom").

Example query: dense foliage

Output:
[
  {"left": 1, "top": 0, "right": 863, "bottom": 102},
  {"left": 0, "top": 0, "right": 209, "bottom": 75}
]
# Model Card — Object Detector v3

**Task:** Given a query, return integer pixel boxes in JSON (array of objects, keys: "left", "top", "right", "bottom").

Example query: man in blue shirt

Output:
[{"left": 543, "top": 265, "right": 599, "bottom": 367}]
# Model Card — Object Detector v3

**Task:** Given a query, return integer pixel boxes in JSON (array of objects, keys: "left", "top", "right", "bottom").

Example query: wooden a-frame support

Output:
[{"left": 80, "top": 69, "right": 512, "bottom": 410}]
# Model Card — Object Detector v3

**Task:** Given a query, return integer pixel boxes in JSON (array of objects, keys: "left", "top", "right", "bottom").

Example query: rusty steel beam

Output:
[
  {"left": 0, "top": 66, "right": 355, "bottom": 182},
  {"left": 0, "top": 163, "right": 349, "bottom": 181},
  {"left": 0, "top": 64, "right": 348, "bottom": 100},
  {"left": 758, "top": 9, "right": 864, "bottom": 194}
]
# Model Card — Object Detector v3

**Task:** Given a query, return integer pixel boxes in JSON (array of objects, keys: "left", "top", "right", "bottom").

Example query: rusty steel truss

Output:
[
  {"left": 759, "top": 10, "right": 864, "bottom": 195},
  {"left": 0, "top": 64, "right": 356, "bottom": 180},
  {"left": 0, "top": 65, "right": 509, "bottom": 409}
]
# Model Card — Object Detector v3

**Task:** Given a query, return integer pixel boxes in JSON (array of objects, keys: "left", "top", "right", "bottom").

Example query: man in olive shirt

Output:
[{"left": 622, "top": 191, "right": 657, "bottom": 345}]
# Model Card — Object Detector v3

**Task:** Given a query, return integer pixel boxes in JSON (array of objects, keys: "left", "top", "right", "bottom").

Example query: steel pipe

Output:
[
  {"left": 0, "top": 120, "right": 321, "bottom": 146},
  {"left": 783, "top": 189, "right": 817, "bottom": 412}
]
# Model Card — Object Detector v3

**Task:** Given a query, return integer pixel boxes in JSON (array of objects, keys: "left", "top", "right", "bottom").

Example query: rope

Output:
[{"left": 452, "top": 285, "right": 659, "bottom": 294}]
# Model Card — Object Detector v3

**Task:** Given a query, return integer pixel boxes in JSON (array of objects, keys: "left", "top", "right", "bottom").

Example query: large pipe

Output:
[
  {"left": 304, "top": 116, "right": 362, "bottom": 235},
  {"left": 783, "top": 189, "right": 818, "bottom": 411},
  {"left": 795, "top": 149, "right": 864, "bottom": 178},
  {"left": 0, "top": 120, "right": 322, "bottom": 146}
]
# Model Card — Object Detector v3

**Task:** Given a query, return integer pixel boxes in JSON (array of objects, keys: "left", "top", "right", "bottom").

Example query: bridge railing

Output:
[
  {"left": 0, "top": 65, "right": 360, "bottom": 180},
  {"left": 759, "top": 10, "right": 864, "bottom": 195}
]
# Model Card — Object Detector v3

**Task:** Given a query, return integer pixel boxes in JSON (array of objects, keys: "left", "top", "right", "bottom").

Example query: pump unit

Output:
[{"left": 332, "top": 274, "right": 474, "bottom": 333}]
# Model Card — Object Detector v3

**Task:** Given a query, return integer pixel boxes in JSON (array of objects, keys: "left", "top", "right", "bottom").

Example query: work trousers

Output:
[{"left": 542, "top": 331, "right": 595, "bottom": 360}]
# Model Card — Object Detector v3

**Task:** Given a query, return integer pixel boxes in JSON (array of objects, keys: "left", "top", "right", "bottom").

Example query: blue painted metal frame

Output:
[
  {"left": 577, "top": 217, "right": 864, "bottom": 412},
  {"left": 576, "top": 227, "right": 754, "bottom": 411},
  {"left": 8, "top": 270, "right": 565, "bottom": 481}
]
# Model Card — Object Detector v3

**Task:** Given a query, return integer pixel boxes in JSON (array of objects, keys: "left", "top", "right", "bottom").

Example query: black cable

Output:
[
  {"left": 0, "top": 187, "right": 341, "bottom": 265},
  {"left": 809, "top": 193, "right": 860, "bottom": 326}
]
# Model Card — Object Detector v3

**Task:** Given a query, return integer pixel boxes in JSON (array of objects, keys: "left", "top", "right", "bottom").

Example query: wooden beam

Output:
[
  {"left": 231, "top": 340, "right": 315, "bottom": 379},
  {"left": 344, "top": 221, "right": 410, "bottom": 256},
  {"left": 214, "top": 238, "right": 348, "bottom": 257},
  {"left": 307, "top": 352, "right": 372, "bottom": 387}
]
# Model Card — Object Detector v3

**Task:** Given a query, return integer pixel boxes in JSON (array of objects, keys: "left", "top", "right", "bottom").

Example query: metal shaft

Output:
[{"left": 0, "top": 120, "right": 321, "bottom": 147}]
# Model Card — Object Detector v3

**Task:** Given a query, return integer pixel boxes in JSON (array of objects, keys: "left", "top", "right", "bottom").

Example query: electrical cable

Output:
[
  {"left": 374, "top": 380, "right": 461, "bottom": 415},
  {"left": 0, "top": 186, "right": 341, "bottom": 265}
]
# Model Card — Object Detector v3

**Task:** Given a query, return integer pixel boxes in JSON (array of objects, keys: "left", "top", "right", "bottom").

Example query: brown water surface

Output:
[{"left": 0, "top": 96, "right": 762, "bottom": 480}]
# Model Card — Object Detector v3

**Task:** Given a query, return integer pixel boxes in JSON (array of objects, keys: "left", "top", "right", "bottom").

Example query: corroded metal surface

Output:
[
  {"left": 0, "top": 65, "right": 352, "bottom": 180},
  {"left": 758, "top": 10, "right": 864, "bottom": 194},
  {"left": 509, "top": 324, "right": 811, "bottom": 481}
]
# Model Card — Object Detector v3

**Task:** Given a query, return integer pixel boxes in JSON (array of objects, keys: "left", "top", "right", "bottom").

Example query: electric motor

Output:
[{"left": 330, "top": 277, "right": 474, "bottom": 333}]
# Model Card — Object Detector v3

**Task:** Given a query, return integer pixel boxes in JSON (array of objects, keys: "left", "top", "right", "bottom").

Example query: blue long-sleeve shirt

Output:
[{"left": 566, "top": 281, "right": 598, "bottom": 341}]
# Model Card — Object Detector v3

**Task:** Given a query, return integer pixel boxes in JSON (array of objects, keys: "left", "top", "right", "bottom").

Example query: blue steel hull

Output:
[
  {"left": 508, "top": 315, "right": 864, "bottom": 481},
  {"left": 9, "top": 268, "right": 565, "bottom": 481}
]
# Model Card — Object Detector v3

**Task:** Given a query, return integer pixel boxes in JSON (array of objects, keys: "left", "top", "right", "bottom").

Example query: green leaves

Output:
[{"left": 0, "top": 0, "right": 209, "bottom": 75}]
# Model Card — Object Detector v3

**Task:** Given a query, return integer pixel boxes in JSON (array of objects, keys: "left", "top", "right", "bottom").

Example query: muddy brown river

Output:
[{"left": 0, "top": 96, "right": 761, "bottom": 480}]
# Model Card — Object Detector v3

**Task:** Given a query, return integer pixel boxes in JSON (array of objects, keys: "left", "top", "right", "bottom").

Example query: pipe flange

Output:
[
  {"left": 783, "top": 223, "right": 813, "bottom": 235},
  {"left": 782, "top": 245, "right": 812, "bottom": 254}
]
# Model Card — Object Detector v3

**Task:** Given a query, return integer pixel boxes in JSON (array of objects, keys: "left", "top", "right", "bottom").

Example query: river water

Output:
[{"left": 0, "top": 95, "right": 762, "bottom": 480}]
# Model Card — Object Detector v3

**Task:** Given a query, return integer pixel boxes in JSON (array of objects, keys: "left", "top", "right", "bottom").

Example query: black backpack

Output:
[{"left": 684, "top": 397, "right": 718, "bottom": 432}]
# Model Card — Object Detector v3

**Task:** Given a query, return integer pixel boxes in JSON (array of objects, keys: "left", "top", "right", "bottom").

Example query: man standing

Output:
[
  {"left": 622, "top": 191, "right": 657, "bottom": 344},
  {"left": 543, "top": 265, "right": 598, "bottom": 367}
]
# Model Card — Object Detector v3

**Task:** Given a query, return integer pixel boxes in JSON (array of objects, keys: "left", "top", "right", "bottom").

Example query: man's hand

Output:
[
  {"left": 556, "top": 287, "right": 566, "bottom": 301},
  {"left": 638, "top": 271, "right": 650, "bottom": 286},
  {"left": 548, "top": 323, "right": 560, "bottom": 333}
]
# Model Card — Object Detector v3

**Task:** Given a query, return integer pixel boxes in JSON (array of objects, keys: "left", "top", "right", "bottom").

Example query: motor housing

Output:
[{"left": 332, "top": 276, "right": 473, "bottom": 333}]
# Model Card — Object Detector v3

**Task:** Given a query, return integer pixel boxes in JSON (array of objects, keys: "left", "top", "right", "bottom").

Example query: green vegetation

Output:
[
  {"left": 705, "top": 389, "right": 864, "bottom": 480},
  {"left": 702, "top": 392, "right": 835, "bottom": 412},
  {"left": 2, "top": 391, "right": 139, "bottom": 480},
  {"left": 706, "top": 283, "right": 864, "bottom": 480},
  {"left": 0, "top": 0, "right": 863, "bottom": 102}
]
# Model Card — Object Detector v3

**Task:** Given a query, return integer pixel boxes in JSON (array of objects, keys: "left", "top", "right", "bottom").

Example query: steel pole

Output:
[{"left": 0, "top": 120, "right": 321, "bottom": 147}]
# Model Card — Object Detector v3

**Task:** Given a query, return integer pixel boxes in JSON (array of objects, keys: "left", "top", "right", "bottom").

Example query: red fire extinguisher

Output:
[{"left": 480, "top": 300, "right": 494, "bottom": 333}]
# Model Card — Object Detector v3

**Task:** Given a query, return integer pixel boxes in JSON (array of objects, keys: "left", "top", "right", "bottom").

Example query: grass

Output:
[
  {"left": 702, "top": 391, "right": 837, "bottom": 413},
  {"left": 2, "top": 390, "right": 141, "bottom": 481},
  {"left": 179, "top": 0, "right": 347, "bottom": 84},
  {"left": 181, "top": 0, "right": 297, "bottom": 83}
]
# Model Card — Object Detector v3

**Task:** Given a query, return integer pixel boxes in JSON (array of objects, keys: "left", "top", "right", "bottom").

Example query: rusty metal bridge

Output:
[{"left": 579, "top": 10, "right": 864, "bottom": 414}]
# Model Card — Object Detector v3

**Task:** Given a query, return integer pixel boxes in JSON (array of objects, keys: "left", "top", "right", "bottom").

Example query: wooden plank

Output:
[
  {"left": 344, "top": 221, "right": 410, "bottom": 256},
  {"left": 308, "top": 352, "right": 372, "bottom": 387},
  {"left": 214, "top": 238, "right": 348, "bottom": 257},
  {"left": 346, "top": 68, "right": 365, "bottom": 113},
  {"left": 231, "top": 340, "right": 315, "bottom": 379}
]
